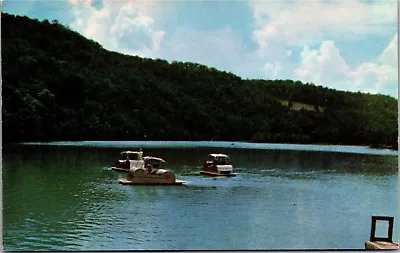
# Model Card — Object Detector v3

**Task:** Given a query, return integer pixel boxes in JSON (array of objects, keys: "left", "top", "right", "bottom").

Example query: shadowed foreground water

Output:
[{"left": 2, "top": 142, "right": 398, "bottom": 251}]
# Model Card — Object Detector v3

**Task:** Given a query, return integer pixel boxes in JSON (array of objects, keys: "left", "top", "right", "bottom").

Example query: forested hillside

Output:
[{"left": 2, "top": 13, "right": 398, "bottom": 147}]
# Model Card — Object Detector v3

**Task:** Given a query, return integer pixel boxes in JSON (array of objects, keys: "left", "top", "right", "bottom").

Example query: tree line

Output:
[{"left": 2, "top": 13, "right": 397, "bottom": 148}]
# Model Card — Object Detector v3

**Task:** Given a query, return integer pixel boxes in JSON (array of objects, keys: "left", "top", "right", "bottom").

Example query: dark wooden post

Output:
[{"left": 370, "top": 216, "right": 394, "bottom": 243}]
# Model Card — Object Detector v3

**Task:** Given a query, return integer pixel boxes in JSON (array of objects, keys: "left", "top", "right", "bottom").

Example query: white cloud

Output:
[
  {"left": 64, "top": 0, "right": 397, "bottom": 97},
  {"left": 378, "top": 33, "right": 398, "bottom": 68},
  {"left": 249, "top": 0, "right": 397, "bottom": 97},
  {"left": 68, "top": 0, "right": 166, "bottom": 58},
  {"left": 295, "top": 41, "right": 351, "bottom": 84},
  {"left": 251, "top": 0, "right": 397, "bottom": 48},
  {"left": 294, "top": 36, "right": 398, "bottom": 97},
  {"left": 351, "top": 63, "right": 396, "bottom": 94}
]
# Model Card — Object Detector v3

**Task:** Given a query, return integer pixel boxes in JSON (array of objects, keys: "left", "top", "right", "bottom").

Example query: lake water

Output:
[{"left": 2, "top": 141, "right": 398, "bottom": 251}]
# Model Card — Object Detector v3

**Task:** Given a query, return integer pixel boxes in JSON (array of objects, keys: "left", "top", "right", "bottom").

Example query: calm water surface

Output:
[{"left": 2, "top": 141, "right": 398, "bottom": 251}]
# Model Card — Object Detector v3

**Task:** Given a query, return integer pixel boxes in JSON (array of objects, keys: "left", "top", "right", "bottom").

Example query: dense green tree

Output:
[{"left": 1, "top": 13, "right": 397, "bottom": 148}]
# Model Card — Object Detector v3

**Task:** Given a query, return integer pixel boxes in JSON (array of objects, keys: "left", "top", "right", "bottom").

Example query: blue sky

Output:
[{"left": 3, "top": 0, "right": 398, "bottom": 98}]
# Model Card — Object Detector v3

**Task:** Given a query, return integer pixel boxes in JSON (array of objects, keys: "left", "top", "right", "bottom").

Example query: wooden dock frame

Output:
[{"left": 365, "top": 216, "right": 399, "bottom": 250}]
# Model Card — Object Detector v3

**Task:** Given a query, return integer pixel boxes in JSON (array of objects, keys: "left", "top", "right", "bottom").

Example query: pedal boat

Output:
[
  {"left": 200, "top": 153, "right": 236, "bottom": 177},
  {"left": 119, "top": 156, "right": 186, "bottom": 185},
  {"left": 111, "top": 150, "right": 145, "bottom": 172}
]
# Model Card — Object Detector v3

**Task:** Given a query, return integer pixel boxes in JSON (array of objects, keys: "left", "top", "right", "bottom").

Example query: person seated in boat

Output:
[
  {"left": 205, "top": 161, "right": 213, "bottom": 166},
  {"left": 150, "top": 163, "right": 159, "bottom": 174},
  {"left": 146, "top": 164, "right": 152, "bottom": 174},
  {"left": 138, "top": 149, "right": 143, "bottom": 160}
]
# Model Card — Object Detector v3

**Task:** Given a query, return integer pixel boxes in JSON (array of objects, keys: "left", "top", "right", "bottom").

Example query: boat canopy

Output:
[
  {"left": 208, "top": 153, "right": 229, "bottom": 159},
  {"left": 207, "top": 153, "right": 230, "bottom": 163},
  {"left": 143, "top": 156, "right": 166, "bottom": 163},
  {"left": 120, "top": 151, "right": 143, "bottom": 160},
  {"left": 143, "top": 156, "right": 166, "bottom": 169}
]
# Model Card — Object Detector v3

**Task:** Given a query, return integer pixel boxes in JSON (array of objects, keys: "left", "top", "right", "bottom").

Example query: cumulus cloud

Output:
[
  {"left": 66, "top": 0, "right": 266, "bottom": 77},
  {"left": 294, "top": 36, "right": 398, "bottom": 97},
  {"left": 351, "top": 63, "right": 396, "bottom": 94},
  {"left": 67, "top": 0, "right": 166, "bottom": 58},
  {"left": 295, "top": 41, "right": 351, "bottom": 85},
  {"left": 250, "top": 0, "right": 397, "bottom": 47},
  {"left": 63, "top": 0, "right": 397, "bottom": 97},
  {"left": 378, "top": 33, "right": 398, "bottom": 68},
  {"left": 250, "top": 0, "right": 397, "bottom": 97}
]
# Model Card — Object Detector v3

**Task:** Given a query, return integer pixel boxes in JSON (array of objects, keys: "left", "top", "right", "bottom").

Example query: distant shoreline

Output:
[
  {"left": 5, "top": 140, "right": 397, "bottom": 156},
  {"left": 7, "top": 140, "right": 398, "bottom": 150}
]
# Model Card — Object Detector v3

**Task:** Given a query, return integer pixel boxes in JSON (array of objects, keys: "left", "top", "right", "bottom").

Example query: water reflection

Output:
[{"left": 2, "top": 143, "right": 398, "bottom": 250}]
